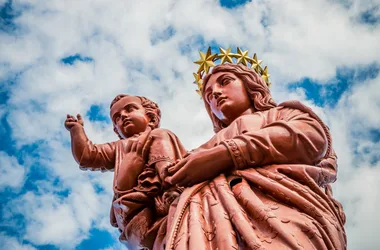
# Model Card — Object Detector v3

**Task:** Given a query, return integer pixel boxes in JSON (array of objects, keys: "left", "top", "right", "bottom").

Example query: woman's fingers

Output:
[
  {"left": 161, "top": 162, "right": 175, "bottom": 180},
  {"left": 167, "top": 159, "right": 186, "bottom": 175},
  {"left": 165, "top": 166, "right": 187, "bottom": 185},
  {"left": 182, "top": 151, "right": 191, "bottom": 158}
]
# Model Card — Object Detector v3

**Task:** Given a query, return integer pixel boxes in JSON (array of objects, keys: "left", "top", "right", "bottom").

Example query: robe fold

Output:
[{"left": 163, "top": 101, "right": 346, "bottom": 250}]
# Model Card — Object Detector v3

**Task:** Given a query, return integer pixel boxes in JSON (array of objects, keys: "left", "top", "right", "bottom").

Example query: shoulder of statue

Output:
[
  {"left": 278, "top": 100, "right": 314, "bottom": 115},
  {"left": 150, "top": 128, "right": 174, "bottom": 139},
  {"left": 279, "top": 100, "right": 333, "bottom": 158}
]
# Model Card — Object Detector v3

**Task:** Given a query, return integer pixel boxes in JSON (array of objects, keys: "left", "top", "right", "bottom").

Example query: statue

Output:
[
  {"left": 162, "top": 47, "right": 347, "bottom": 249},
  {"left": 65, "top": 94, "right": 186, "bottom": 249},
  {"left": 66, "top": 47, "right": 347, "bottom": 250}
]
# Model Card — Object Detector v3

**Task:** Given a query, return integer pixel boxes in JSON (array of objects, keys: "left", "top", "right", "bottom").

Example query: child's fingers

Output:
[
  {"left": 125, "top": 140, "right": 133, "bottom": 152},
  {"left": 139, "top": 127, "right": 152, "bottom": 144},
  {"left": 77, "top": 114, "right": 84, "bottom": 125},
  {"left": 131, "top": 140, "right": 138, "bottom": 152},
  {"left": 137, "top": 127, "right": 152, "bottom": 155},
  {"left": 65, "top": 117, "right": 75, "bottom": 122},
  {"left": 141, "top": 136, "right": 153, "bottom": 159}
]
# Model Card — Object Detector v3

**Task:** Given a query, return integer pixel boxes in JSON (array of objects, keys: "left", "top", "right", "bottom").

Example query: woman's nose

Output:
[{"left": 212, "top": 90, "right": 222, "bottom": 99}]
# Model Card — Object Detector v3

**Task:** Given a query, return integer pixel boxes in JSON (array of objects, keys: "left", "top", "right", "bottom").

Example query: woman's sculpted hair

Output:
[
  {"left": 202, "top": 64, "right": 277, "bottom": 133},
  {"left": 110, "top": 94, "right": 161, "bottom": 139}
]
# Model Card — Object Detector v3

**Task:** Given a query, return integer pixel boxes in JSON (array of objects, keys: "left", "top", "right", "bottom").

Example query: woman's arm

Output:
[
  {"left": 166, "top": 107, "right": 327, "bottom": 186},
  {"left": 223, "top": 107, "right": 327, "bottom": 170}
]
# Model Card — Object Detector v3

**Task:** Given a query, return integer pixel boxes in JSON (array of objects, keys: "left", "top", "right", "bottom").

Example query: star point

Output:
[
  {"left": 261, "top": 66, "right": 270, "bottom": 84},
  {"left": 235, "top": 47, "right": 251, "bottom": 66},
  {"left": 250, "top": 53, "right": 263, "bottom": 73},
  {"left": 193, "top": 72, "right": 203, "bottom": 90},
  {"left": 194, "top": 46, "right": 217, "bottom": 74},
  {"left": 216, "top": 47, "right": 234, "bottom": 64}
]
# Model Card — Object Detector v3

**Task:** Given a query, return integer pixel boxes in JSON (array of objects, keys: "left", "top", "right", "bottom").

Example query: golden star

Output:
[
  {"left": 194, "top": 47, "right": 216, "bottom": 74},
  {"left": 195, "top": 89, "right": 202, "bottom": 98},
  {"left": 217, "top": 47, "right": 234, "bottom": 64},
  {"left": 251, "top": 53, "right": 263, "bottom": 73},
  {"left": 235, "top": 47, "right": 251, "bottom": 66},
  {"left": 261, "top": 66, "right": 270, "bottom": 84},
  {"left": 193, "top": 72, "right": 203, "bottom": 90}
]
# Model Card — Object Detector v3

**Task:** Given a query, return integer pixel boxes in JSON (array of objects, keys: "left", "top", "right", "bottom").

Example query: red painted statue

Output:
[{"left": 66, "top": 47, "right": 346, "bottom": 250}]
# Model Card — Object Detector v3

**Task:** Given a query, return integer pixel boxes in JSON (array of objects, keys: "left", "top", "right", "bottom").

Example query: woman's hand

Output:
[{"left": 164, "top": 145, "right": 233, "bottom": 187}]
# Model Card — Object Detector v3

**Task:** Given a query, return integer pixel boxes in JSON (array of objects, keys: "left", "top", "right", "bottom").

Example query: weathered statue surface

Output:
[{"left": 66, "top": 47, "right": 346, "bottom": 249}]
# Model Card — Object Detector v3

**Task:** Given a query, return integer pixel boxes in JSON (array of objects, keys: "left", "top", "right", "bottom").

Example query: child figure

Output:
[{"left": 65, "top": 94, "right": 186, "bottom": 249}]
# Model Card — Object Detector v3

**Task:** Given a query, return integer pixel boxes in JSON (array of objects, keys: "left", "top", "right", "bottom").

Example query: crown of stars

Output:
[{"left": 193, "top": 47, "right": 271, "bottom": 97}]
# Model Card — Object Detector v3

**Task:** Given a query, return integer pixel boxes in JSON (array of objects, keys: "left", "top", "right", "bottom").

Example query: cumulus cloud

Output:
[
  {"left": 0, "top": 233, "right": 36, "bottom": 250},
  {"left": 0, "top": 0, "right": 379, "bottom": 249},
  {"left": 324, "top": 73, "right": 380, "bottom": 249},
  {"left": 0, "top": 151, "right": 25, "bottom": 190}
]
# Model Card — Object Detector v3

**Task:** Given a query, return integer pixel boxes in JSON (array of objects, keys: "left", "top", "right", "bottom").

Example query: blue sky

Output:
[{"left": 0, "top": 0, "right": 380, "bottom": 249}]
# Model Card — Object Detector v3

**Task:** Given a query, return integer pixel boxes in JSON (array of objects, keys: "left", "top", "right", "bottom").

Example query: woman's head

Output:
[{"left": 202, "top": 64, "right": 276, "bottom": 133}]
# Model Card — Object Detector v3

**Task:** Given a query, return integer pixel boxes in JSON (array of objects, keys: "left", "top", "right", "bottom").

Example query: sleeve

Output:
[
  {"left": 78, "top": 140, "right": 116, "bottom": 172},
  {"left": 221, "top": 107, "right": 328, "bottom": 170},
  {"left": 147, "top": 129, "right": 178, "bottom": 179}
]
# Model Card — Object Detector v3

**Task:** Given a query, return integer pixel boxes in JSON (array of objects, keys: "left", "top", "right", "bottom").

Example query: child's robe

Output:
[{"left": 77, "top": 128, "right": 187, "bottom": 249}]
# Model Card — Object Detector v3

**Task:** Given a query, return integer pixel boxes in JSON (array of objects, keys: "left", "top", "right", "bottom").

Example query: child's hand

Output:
[
  {"left": 116, "top": 127, "right": 153, "bottom": 190},
  {"left": 65, "top": 114, "right": 84, "bottom": 131}
]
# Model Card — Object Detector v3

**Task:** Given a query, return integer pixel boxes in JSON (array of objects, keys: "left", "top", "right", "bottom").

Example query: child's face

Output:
[{"left": 110, "top": 96, "right": 150, "bottom": 139}]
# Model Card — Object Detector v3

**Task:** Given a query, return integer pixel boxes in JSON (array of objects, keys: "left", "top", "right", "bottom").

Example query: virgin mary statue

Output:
[{"left": 161, "top": 49, "right": 347, "bottom": 250}]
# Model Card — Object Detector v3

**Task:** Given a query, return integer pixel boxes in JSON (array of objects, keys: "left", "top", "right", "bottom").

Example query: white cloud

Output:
[
  {"left": 0, "top": 233, "right": 36, "bottom": 250},
  {"left": 0, "top": 0, "right": 379, "bottom": 249},
  {"left": 323, "top": 73, "right": 380, "bottom": 249},
  {"left": 347, "top": 76, "right": 380, "bottom": 128},
  {"left": 5, "top": 183, "right": 113, "bottom": 249},
  {"left": 0, "top": 151, "right": 26, "bottom": 190}
]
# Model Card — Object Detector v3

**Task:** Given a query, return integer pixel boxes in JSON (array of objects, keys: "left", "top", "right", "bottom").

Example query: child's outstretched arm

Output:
[{"left": 65, "top": 114, "right": 115, "bottom": 171}]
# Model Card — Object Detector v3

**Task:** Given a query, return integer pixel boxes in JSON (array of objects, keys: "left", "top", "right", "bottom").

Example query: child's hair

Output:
[{"left": 110, "top": 94, "right": 161, "bottom": 139}]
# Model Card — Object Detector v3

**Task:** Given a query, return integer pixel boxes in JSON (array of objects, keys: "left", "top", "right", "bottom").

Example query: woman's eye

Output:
[{"left": 221, "top": 78, "right": 232, "bottom": 86}]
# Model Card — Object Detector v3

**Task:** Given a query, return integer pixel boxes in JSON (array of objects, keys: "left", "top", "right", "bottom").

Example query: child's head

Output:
[{"left": 110, "top": 94, "right": 161, "bottom": 139}]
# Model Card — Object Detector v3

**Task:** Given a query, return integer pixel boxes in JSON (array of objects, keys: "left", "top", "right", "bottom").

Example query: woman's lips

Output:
[{"left": 217, "top": 97, "right": 227, "bottom": 107}]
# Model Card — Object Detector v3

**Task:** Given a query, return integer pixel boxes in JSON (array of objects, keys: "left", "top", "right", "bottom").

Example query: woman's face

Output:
[{"left": 204, "top": 71, "right": 254, "bottom": 125}]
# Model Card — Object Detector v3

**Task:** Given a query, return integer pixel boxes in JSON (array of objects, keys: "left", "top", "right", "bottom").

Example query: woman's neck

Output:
[{"left": 222, "top": 107, "right": 256, "bottom": 126}]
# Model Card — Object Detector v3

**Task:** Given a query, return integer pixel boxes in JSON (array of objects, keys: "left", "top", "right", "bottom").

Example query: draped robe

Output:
[
  {"left": 77, "top": 128, "right": 187, "bottom": 249},
  {"left": 162, "top": 101, "right": 346, "bottom": 250},
  {"left": 78, "top": 101, "right": 346, "bottom": 249}
]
